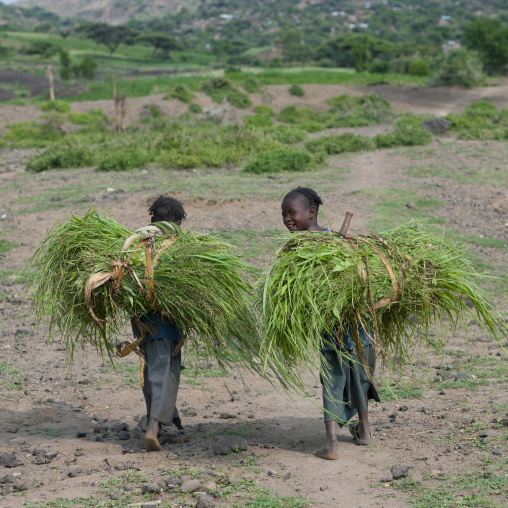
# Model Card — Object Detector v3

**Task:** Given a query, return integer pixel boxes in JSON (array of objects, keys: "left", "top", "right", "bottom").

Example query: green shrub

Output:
[
  {"left": 96, "top": 148, "right": 153, "bottom": 171},
  {"left": 26, "top": 144, "right": 96, "bottom": 172},
  {"left": 3, "top": 117, "right": 65, "bottom": 148},
  {"left": 430, "top": 49, "right": 484, "bottom": 88},
  {"left": 224, "top": 65, "right": 241, "bottom": 74},
  {"left": 374, "top": 123, "right": 432, "bottom": 148},
  {"left": 305, "top": 133, "right": 375, "bottom": 158},
  {"left": 189, "top": 103, "right": 203, "bottom": 114},
  {"left": 370, "top": 60, "right": 389, "bottom": 74},
  {"left": 243, "top": 148, "right": 316, "bottom": 174},
  {"left": 68, "top": 109, "right": 107, "bottom": 125},
  {"left": 243, "top": 77, "right": 262, "bottom": 93},
  {"left": 226, "top": 89, "right": 252, "bottom": 109},
  {"left": 201, "top": 78, "right": 236, "bottom": 102},
  {"left": 267, "top": 125, "right": 307, "bottom": 144},
  {"left": 40, "top": 100, "right": 71, "bottom": 114},
  {"left": 289, "top": 84, "right": 305, "bottom": 96},
  {"left": 164, "top": 85, "right": 195, "bottom": 104},
  {"left": 158, "top": 125, "right": 281, "bottom": 169},
  {"left": 408, "top": 59, "right": 431, "bottom": 77},
  {"left": 278, "top": 105, "right": 320, "bottom": 124},
  {"left": 299, "top": 121, "right": 325, "bottom": 133},
  {"left": 254, "top": 105, "right": 274, "bottom": 117},
  {"left": 245, "top": 115, "right": 274, "bottom": 128},
  {"left": 323, "top": 94, "right": 391, "bottom": 127},
  {"left": 445, "top": 101, "right": 508, "bottom": 140}
]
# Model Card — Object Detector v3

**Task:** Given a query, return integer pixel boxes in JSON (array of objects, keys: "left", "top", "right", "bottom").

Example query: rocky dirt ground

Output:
[{"left": 0, "top": 84, "right": 507, "bottom": 508}]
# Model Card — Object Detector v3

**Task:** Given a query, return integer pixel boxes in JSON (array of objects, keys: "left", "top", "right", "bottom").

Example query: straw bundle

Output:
[
  {"left": 257, "top": 221, "right": 507, "bottom": 392},
  {"left": 28, "top": 209, "right": 261, "bottom": 369}
]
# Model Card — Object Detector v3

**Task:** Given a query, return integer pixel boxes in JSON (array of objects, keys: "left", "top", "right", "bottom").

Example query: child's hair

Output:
[
  {"left": 283, "top": 187, "right": 323, "bottom": 211},
  {"left": 149, "top": 196, "right": 187, "bottom": 223}
]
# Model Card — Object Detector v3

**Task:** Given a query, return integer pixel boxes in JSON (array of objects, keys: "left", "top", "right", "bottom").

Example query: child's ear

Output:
[{"left": 309, "top": 206, "right": 316, "bottom": 218}]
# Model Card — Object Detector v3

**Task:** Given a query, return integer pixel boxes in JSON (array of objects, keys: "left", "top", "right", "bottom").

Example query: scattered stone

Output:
[
  {"left": 412, "top": 471, "right": 423, "bottom": 484},
  {"left": 123, "top": 483, "right": 136, "bottom": 492},
  {"left": 200, "top": 481, "right": 217, "bottom": 491},
  {"left": 213, "top": 435, "right": 248, "bottom": 455},
  {"left": 111, "top": 423, "right": 129, "bottom": 432},
  {"left": 219, "top": 413, "right": 237, "bottom": 419},
  {"left": 455, "top": 373, "right": 468, "bottom": 381},
  {"left": 68, "top": 466, "right": 81, "bottom": 478},
  {"left": 433, "top": 376, "right": 441, "bottom": 383},
  {"left": 398, "top": 405, "right": 409, "bottom": 412},
  {"left": 0, "top": 474, "right": 17, "bottom": 485},
  {"left": 50, "top": 196, "right": 62, "bottom": 202},
  {"left": 479, "top": 430, "right": 495, "bottom": 438},
  {"left": 267, "top": 470, "right": 276, "bottom": 477},
  {"left": 499, "top": 418, "right": 508, "bottom": 427},
  {"left": 6, "top": 427, "right": 18, "bottom": 434},
  {"left": 94, "top": 424, "right": 108, "bottom": 433},
  {"left": 421, "top": 117, "right": 452, "bottom": 135},
  {"left": 421, "top": 405, "right": 430, "bottom": 413},
  {"left": 179, "top": 475, "right": 193, "bottom": 483},
  {"left": 284, "top": 472, "right": 291, "bottom": 480},
  {"left": 16, "top": 481, "right": 29, "bottom": 492},
  {"left": 47, "top": 398, "right": 55, "bottom": 403},
  {"left": 159, "top": 434, "right": 177, "bottom": 446},
  {"left": 391, "top": 465, "right": 410, "bottom": 479},
  {"left": 182, "top": 408, "right": 197, "bottom": 417},
  {"left": 0, "top": 453, "right": 22, "bottom": 468},
  {"left": 180, "top": 479, "right": 201, "bottom": 493},
  {"left": 380, "top": 471, "right": 393, "bottom": 483},
  {"left": 165, "top": 477, "right": 182, "bottom": 489},
  {"left": 141, "top": 483, "right": 161, "bottom": 495},
  {"left": 320, "top": 485, "right": 328, "bottom": 491},
  {"left": 478, "top": 335, "right": 493, "bottom": 343},
  {"left": 109, "top": 488, "right": 123, "bottom": 500},
  {"left": 32, "top": 450, "right": 58, "bottom": 465},
  {"left": 441, "top": 371, "right": 454, "bottom": 380},
  {"left": 2, "top": 485, "right": 13, "bottom": 496},
  {"left": 493, "top": 448, "right": 502, "bottom": 456},
  {"left": 439, "top": 390, "right": 446, "bottom": 395},
  {"left": 76, "top": 432, "right": 86, "bottom": 438},
  {"left": 118, "top": 431, "right": 131, "bottom": 440},
  {"left": 405, "top": 201, "right": 416, "bottom": 210},
  {"left": 196, "top": 493, "right": 216, "bottom": 508}
]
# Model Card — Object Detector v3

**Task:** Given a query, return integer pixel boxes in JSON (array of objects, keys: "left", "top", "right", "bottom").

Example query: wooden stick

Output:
[{"left": 339, "top": 211, "right": 354, "bottom": 237}]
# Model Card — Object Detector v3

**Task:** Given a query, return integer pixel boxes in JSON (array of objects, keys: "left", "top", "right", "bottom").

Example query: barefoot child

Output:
[
  {"left": 281, "top": 187, "right": 380, "bottom": 460},
  {"left": 132, "top": 196, "right": 187, "bottom": 451}
]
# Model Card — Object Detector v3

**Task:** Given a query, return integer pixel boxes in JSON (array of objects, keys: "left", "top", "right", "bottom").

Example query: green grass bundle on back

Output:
[
  {"left": 257, "top": 221, "right": 507, "bottom": 395},
  {"left": 27, "top": 209, "right": 264, "bottom": 373}
]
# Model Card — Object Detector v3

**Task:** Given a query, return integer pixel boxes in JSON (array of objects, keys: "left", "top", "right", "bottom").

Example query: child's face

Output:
[{"left": 281, "top": 197, "right": 315, "bottom": 231}]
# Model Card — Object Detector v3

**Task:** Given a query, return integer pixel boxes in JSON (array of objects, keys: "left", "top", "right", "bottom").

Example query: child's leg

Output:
[
  {"left": 315, "top": 420, "right": 338, "bottom": 460},
  {"left": 357, "top": 396, "right": 371, "bottom": 441}
]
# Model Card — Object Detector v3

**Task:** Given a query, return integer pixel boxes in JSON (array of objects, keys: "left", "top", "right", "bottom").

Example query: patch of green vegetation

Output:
[
  {"left": 245, "top": 115, "right": 274, "bottom": 129},
  {"left": 289, "top": 84, "right": 305, "bottom": 96},
  {"left": 278, "top": 105, "right": 320, "bottom": 125},
  {"left": 323, "top": 94, "right": 391, "bottom": 127},
  {"left": 189, "top": 103, "right": 202, "bottom": 114},
  {"left": 446, "top": 101, "right": 508, "bottom": 141},
  {"left": 2, "top": 118, "right": 65, "bottom": 148},
  {"left": 201, "top": 78, "right": 252, "bottom": 109},
  {"left": 27, "top": 427, "right": 62, "bottom": 437},
  {"left": 378, "top": 381, "right": 423, "bottom": 400},
  {"left": 97, "top": 147, "right": 154, "bottom": 172},
  {"left": 68, "top": 109, "right": 108, "bottom": 126},
  {"left": 216, "top": 228, "right": 281, "bottom": 264},
  {"left": 26, "top": 143, "right": 97, "bottom": 172},
  {"left": 244, "top": 148, "right": 317, "bottom": 174},
  {"left": 254, "top": 105, "right": 274, "bottom": 117},
  {"left": 305, "top": 133, "right": 375, "bottom": 158},
  {"left": 243, "top": 77, "right": 262, "bottom": 94},
  {"left": 266, "top": 125, "right": 307, "bottom": 144},
  {"left": 245, "top": 495, "right": 309, "bottom": 508},
  {"left": 0, "top": 362, "right": 19, "bottom": 374},
  {"left": 0, "top": 238, "right": 16, "bottom": 253},
  {"left": 164, "top": 84, "right": 195, "bottom": 104},
  {"left": 40, "top": 100, "right": 71, "bottom": 114},
  {"left": 364, "top": 188, "right": 444, "bottom": 231},
  {"left": 374, "top": 121, "right": 432, "bottom": 148}
]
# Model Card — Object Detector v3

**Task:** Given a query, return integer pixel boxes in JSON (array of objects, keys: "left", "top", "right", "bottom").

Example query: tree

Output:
[
  {"left": 136, "top": 32, "right": 181, "bottom": 60},
  {"left": 59, "top": 49, "right": 72, "bottom": 81},
  {"left": 79, "top": 55, "right": 98, "bottom": 84},
  {"left": 77, "top": 23, "right": 136, "bottom": 56},
  {"left": 463, "top": 18, "right": 508, "bottom": 76}
]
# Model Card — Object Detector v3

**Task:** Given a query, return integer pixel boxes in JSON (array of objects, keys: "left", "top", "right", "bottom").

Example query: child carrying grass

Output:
[
  {"left": 132, "top": 196, "right": 187, "bottom": 452},
  {"left": 280, "top": 187, "right": 380, "bottom": 460}
]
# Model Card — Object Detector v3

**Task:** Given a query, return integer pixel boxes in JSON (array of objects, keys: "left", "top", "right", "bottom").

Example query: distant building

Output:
[{"left": 219, "top": 14, "right": 234, "bottom": 20}]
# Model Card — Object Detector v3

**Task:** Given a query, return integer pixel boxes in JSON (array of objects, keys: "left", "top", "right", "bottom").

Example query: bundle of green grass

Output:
[
  {"left": 258, "top": 221, "right": 507, "bottom": 393},
  {"left": 28, "top": 209, "right": 262, "bottom": 371}
]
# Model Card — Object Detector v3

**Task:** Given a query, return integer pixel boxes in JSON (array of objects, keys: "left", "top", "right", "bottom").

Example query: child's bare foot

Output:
[
  {"left": 315, "top": 439, "right": 338, "bottom": 460},
  {"left": 145, "top": 418, "right": 161, "bottom": 451},
  {"left": 357, "top": 421, "right": 371, "bottom": 441}
]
